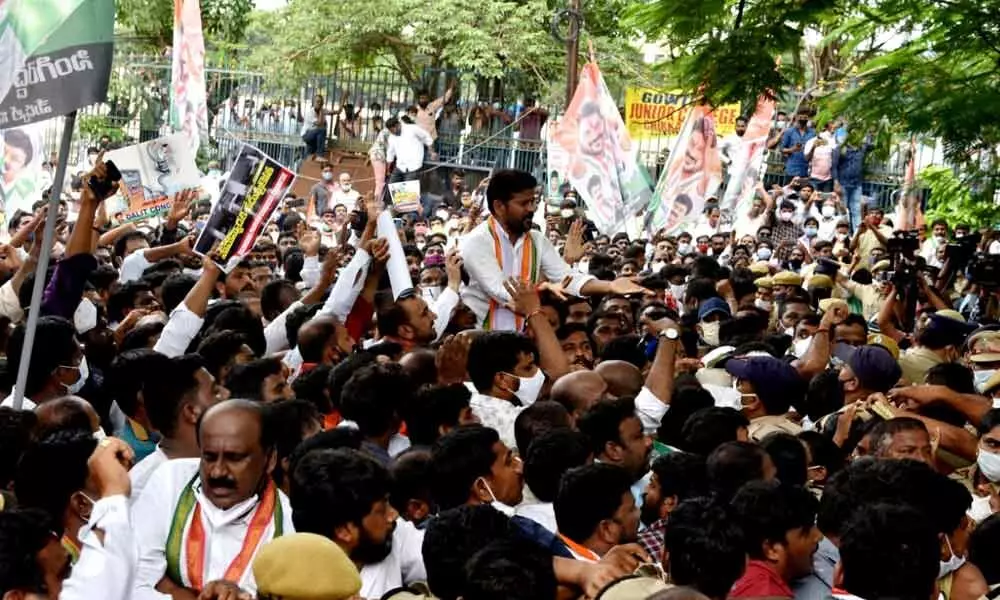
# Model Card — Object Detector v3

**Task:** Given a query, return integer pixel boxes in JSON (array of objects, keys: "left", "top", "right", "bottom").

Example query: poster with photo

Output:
[
  {"left": 193, "top": 143, "right": 294, "bottom": 269},
  {"left": 388, "top": 180, "right": 420, "bottom": 213},
  {"left": 0, "top": 122, "right": 45, "bottom": 227},
  {"left": 104, "top": 133, "right": 201, "bottom": 222}
]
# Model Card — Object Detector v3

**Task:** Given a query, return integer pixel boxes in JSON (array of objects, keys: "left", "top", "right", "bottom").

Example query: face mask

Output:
[
  {"left": 677, "top": 242, "right": 692, "bottom": 256},
  {"left": 697, "top": 243, "right": 709, "bottom": 254},
  {"left": 780, "top": 212, "right": 794, "bottom": 222},
  {"left": 322, "top": 172, "right": 333, "bottom": 181},
  {"left": 669, "top": 284, "right": 686, "bottom": 304},
  {"left": 560, "top": 209, "right": 575, "bottom": 218},
  {"left": 61, "top": 357, "right": 89, "bottom": 394},
  {"left": 784, "top": 326, "right": 795, "bottom": 337},
  {"left": 792, "top": 336, "right": 813, "bottom": 358},
  {"left": 514, "top": 368, "right": 545, "bottom": 406},
  {"left": 477, "top": 477, "right": 515, "bottom": 516},
  {"left": 805, "top": 227, "right": 818, "bottom": 238},
  {"left": 969, "top": 495, "right": 994, "bottom": 524},
  {"left": 975, "top": 370, "right": 997, "bottom": 393},
  {"left": 776, "top": 121, "right": 787, "bottom": 130},
  {"left": 870, "top": 216, "right": 883, "bottom": 226},
  {"left": 822, "top": 206, "right": 836, "bottom": 218},
  {"left": 424, "top": 254, "right": 445, "bottom": 267},
  {"left": 75, "top": 491, "right": 97, "bottom": 524},
  {"left": 835, "top": 232, "right": 848, "bottom": 241},
  {"left": 935, "top": 235, "right": 947, "bottom": 244},
  {"left": 755, "top": 298, "right": 773, "bottom": 312},
  {"left": 422, "top": 286, "right": 443, "bottom": 302},
  {"left": 978, "top": 449, "right": 1000, "bottom": 482},
  {"left": 788, "top": 259, "right": 803, "bottom": 270},
  {"left": 938, "top": 536, "right": 966, "bottom": 579},
  {"left": 757, "top": 247, "right": 772, "bottom": 260},
  {"left": 340, "top": 182, "right": 352, "bottom": 191},
  {"left": 699, "top": 321, "right": 721, "bottom": 347}
]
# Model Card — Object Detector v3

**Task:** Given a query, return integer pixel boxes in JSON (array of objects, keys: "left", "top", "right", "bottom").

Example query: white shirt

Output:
[
  {"left": 719, "top": 132, "right": 743, "bottom": 167},
  {"left": 131, "top": 458, "right": 294, "bottom": 599},
  {"left": 153, "top": 302, "right": 204, "bottom": 358},
  {"left": 360, "top": 518, "right": 426, "bottom": 599},
  {"left": 459, "top": 220, "right": 594, "bottom": 331},
  {"left": 386, "top": 124, "right": 433, "bottom": 173},
  {"left": 129, "top": 446, "right": 168, "bottom": 501},
  {"left": 469, "top": 392, "right": 523, "bottom": 450},
  {"left": 431, "top": 287, "right": 460, "bottom": 341},
  {"left": 0, "top": 393, "right": 35, "bottom": 410},
  {"left": 515, "top": 500, "right": 557, "bottom": 534},
  {"left": 61, "top": 495, "right": 137, "bottom": 600},
  {"left": 634, "top": 386, "right": 669, "bottom": 436}
]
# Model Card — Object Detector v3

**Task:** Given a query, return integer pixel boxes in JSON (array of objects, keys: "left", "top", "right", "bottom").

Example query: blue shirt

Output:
[
  {"left": 780, "top": 127, "right": 816, "bottom": 176},
  {"left": 832, "top": 137, "right": 874, "bottom": 187}
]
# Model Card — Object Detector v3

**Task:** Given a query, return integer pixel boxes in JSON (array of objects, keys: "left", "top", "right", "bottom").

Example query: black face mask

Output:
[{"left": 797, "top": 119, "right": 808, "bottom": 127}]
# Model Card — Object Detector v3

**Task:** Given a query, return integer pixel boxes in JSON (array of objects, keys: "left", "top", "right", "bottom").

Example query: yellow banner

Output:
[{"left": 625, "top": 88, "right": 741, "bottom": 139}]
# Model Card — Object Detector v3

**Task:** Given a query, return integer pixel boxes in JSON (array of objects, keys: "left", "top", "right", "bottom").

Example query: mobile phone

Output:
[{"left": 88, "top": 160, "right": 122, "bottom": 198}]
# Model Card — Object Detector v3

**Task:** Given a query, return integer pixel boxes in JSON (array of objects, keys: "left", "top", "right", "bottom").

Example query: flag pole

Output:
[{"left": 12, "top": 110, "right": 77, "bottom": 410}]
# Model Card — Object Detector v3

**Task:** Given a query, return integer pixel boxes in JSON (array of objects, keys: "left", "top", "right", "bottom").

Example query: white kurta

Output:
[
  {"left": 130, "top": 458, "right": 294, "bottom": 599},
  {"left": 61, "top": 495, "right": 137, "bottom": 600}
]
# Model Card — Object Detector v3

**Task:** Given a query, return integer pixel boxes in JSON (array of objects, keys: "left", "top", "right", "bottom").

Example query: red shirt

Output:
[{"left": 729, "top": 560, "right": 794, "bottom": 599}]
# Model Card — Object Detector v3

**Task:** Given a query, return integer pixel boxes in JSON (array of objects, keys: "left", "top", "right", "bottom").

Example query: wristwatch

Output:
[{"left": 658, "top": 328, "right": 680, "bottom": 341}]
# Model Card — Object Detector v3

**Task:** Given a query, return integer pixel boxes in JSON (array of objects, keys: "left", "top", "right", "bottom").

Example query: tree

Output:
[
  {"left": 244, "top": 0, "right": 646, "bottom": 103},
  {"left": 116, "top": 0, "right": 254, "bottom": 48}
]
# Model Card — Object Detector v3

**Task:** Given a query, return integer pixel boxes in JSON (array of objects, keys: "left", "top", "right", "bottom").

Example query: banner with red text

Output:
[
  {"left": 194, "top": 144, "right": 295, "bottom": 268},
  {"left": 625, "top": 88, "right": 741, "bottom": 141},
  {"left": 548, "top": 62, "right": 651, "bottom": 235},
  {"left": 644, "top": 105, "right": 723, "bottom": 235}
]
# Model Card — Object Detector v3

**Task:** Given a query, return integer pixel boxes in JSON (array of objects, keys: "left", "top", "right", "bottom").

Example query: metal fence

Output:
[{"left": 38, "top": 42, "right": 922, "bottom": 213}]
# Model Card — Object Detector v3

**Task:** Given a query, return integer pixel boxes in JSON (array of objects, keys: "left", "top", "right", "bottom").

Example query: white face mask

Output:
[
  {"left": 935, "top": 235, "right": 947, "bottom": 244},
  {"left": 792, "top": 336, "right": 813, "bottom": 358},
  {"left": 978, "top": 449, "right": 1000, "bottom": 482},
  {"left": 821, "top": 205, "right": 836, "bottom": 218},
  {"left": 477, "top": 477, "right": 516, "bottom": 516},
  {"left": 340, "top": 182, "right": 352, "bottom": 191},
  {"left": 560, "top": 208, "right": 575, "bottom": 218},
  {"left": 677, "top": 242, "right": 692, "bottom": 256},
  {"left": 322, "top": 172, "right": 333, "bottom": 181},
  {"left": 968, "top": 495, "right": 994, "bottom": 524},
  {"left": 61, "top": 357, "right": 89, "bottom": 394},
  {"left": 757, "top": 247, "right": 772, "bottom": 261},
  {"left": 974, "top": 370, "right": 997, "bottom": 393},
  {"left": 780, "top": 211, "right": 794, "bottom": 222},
  {"left": 938, "top": 536, "right": 966, "bottom": 579},
  {"left": 755, "top": 298, "right": 773, "bottom": 312},
  {"left": 784, "top": 326, "right": 795, "bottom": 337},
  {"left": 513, "top": 368, "right": 545, "bottom": 406},
  {"left": 699, "top": 321, "right": 721, "bottom": 347},
  {"left": 669, "top": 283, "right": 686, "bottom": 304}
]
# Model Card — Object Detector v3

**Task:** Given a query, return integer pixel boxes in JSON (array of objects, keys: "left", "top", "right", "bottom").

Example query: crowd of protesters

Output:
[{"left": 0, "top": 99, "right": 999, "bottom": 600}]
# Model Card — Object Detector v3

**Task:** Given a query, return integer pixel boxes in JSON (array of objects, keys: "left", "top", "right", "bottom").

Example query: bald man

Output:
[
  {"left": 35, "top": 395, "right": 104, "bottom": 439},
  {"left": 550, "top": 370, "right": 609, "bottom": 421},
  {"left": 595, "top": 360, "right": 644, "bottom": 397}
]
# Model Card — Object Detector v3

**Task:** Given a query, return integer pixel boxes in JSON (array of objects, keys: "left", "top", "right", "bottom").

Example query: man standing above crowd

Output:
[
  {"left": 780, "top": 110, "right": 815, "bottom": 183},
  {"left": 387, "top": 117, "right": 437, "bottom": 184},
  {"left": 459, "top": 170, "right": 648, "bottom": 331}
]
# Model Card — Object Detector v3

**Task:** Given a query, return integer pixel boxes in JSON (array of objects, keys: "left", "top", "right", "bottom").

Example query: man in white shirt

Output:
[
  {"left": 719, "top": 116, "right": 747, "bottom": 168},
  {"left": 386, "top": 117, "right": 437, "bottom": 183},
  {"left": 288, "top": 447, "right": 425, "bottom": 599},
  {"left": 0, "top": 436, "right": 137, "bottom": 600},
  {"left": 129, "top": 354, "right": 229, "bottom": 498},
  {"left": 459, "top": 169, "right": 648, "bottom": 332},
  {"left": 131, "top": 400, "right": 294, "bottom": 599}
]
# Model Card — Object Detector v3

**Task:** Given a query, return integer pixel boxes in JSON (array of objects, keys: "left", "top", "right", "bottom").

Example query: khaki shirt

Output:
[
  {"left": 898, "top": 346, "right": 944, "bottom": 385},
  {"left": 749, "top": 415, "right": 803, "bottom": 441}
]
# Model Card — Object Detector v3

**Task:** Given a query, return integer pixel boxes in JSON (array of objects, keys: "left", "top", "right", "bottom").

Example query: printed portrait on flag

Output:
[
  {"left": 645, "top": 106, "right": 723, "bottom": 235},
  {"left": 721, "top": 93, "right": 775, "bottom": 219},
  {"left": 548, "top": 62, "right": 648, "bottom": 235}
]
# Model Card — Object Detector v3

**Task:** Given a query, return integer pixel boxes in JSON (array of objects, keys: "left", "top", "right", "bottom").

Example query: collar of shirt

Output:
[{"left": 730, "top": 559, "right": 795, "bottom": 598}]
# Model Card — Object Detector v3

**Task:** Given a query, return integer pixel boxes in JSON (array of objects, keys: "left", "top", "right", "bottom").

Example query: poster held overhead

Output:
[
  {"left": 193, "top": 144, "right": 295, "bottom": 269},
  {"left": 103, "top": 134, "right": 202, "bottom": 223},
  {"left": 388, "top": 180, "right": 421, "bottom": 214}
]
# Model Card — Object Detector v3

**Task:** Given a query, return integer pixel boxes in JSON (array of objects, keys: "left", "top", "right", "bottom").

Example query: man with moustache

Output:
[
  {"left": 131, "top": 399, "right": 294, "bottom": 599},
  {"left": 459, "top": 169, "right": 649, "bottom": 332}
]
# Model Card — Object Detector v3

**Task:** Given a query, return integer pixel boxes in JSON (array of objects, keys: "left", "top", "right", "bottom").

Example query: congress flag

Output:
[
  {"left": 170, "top": 0, "right": 209, "bottom": 152},
  {"left": 644, "top": 105, "right": 722, "bottom": 235},
  {"left": 720, "top": 93, "right": 776, "bottom": 218},
  {"left": 548, "top": 62, "right": 650, "bottom": 235}
]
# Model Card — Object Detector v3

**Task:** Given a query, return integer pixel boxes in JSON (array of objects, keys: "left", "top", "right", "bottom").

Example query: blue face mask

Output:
[{"left": 804, "top": 227, "right": 818, "bottom": 237}]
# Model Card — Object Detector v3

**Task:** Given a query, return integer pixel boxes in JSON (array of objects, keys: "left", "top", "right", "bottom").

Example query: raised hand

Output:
[
  {"left": 562, "top": 219, "right": 585, "bottom": 264},
  {"left": 167, "top": 188, "right": 197, "bottom": 228},
  {"left": 503, "top": 277, "right": 541, "bottom": 316}
]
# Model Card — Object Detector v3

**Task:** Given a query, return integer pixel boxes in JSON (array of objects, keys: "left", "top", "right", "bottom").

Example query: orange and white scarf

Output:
[{"left": 484, "top": 216, "right": 539, "bottom": 331}]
